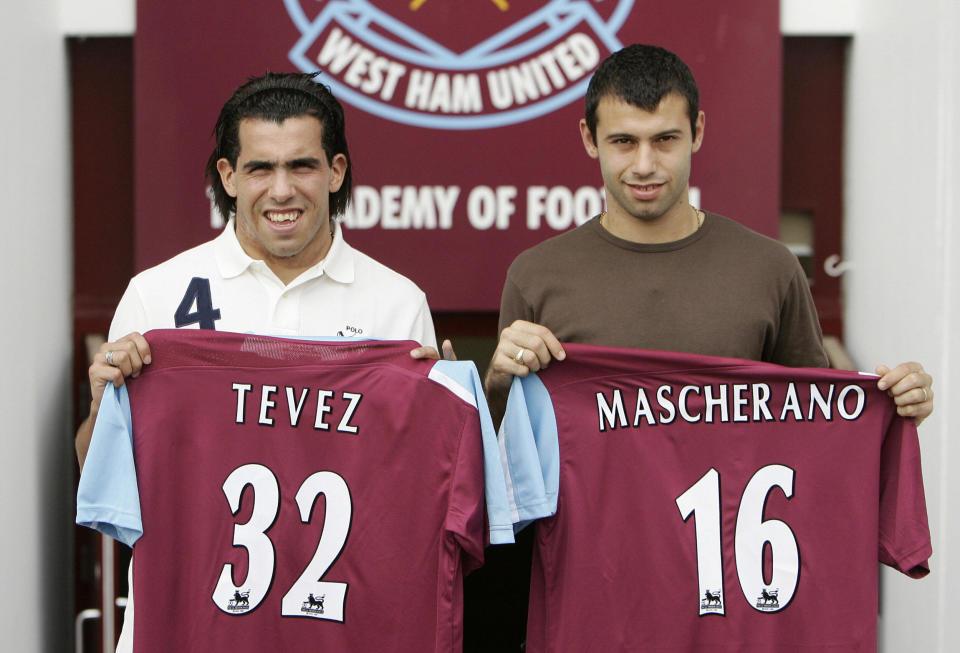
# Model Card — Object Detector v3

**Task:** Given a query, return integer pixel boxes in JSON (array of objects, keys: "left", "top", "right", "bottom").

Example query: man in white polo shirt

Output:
[{"left": 75, "top": 71, "right": 449, "bottom": 651}]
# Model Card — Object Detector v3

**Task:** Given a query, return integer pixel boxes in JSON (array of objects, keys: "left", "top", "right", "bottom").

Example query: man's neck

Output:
[
  {"left": 266, "top": 251, "right": 327, "bottom": 286},
  {"left": 235, "top": 222, "right": 335, "bottom": 286},
  {"left": 601, "top": 202, "right": 701, "bottom": 244}
]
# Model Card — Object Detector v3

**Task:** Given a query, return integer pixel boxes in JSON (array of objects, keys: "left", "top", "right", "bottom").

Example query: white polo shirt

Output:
[
  {"left": 109, "top": 220, "right": 436, "bottom": 653},
  {"left": 109, "top": 220, "right": 437, "bottom": 347}
]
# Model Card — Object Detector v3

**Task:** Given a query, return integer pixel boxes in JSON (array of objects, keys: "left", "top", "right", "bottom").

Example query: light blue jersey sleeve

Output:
[
  {"left": 76, "top": 383, "right": 143, "bottom": 547},
  {"left": 430, "top": 360, "right": 515, "bottom": 545},
  {"left": 499, "top": 374, "right": 560, "bottom": 532}
]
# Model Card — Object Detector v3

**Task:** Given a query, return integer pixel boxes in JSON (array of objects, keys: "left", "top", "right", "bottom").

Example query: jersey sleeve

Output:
[
  {"left": 76, "top": 383, "right": 143, "bottom": 547},
  {"left": 498, "top": 374, "right": 560, "bottom": 531},
  {"left": 430, "top": 361, "right": 516, "bottom": 554},
  {"left": 878, "top": 415, "right": 932, "bottom": 578}
]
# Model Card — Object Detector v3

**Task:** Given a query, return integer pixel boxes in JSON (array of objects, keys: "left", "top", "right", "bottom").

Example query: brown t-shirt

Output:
[{"left": 498, "top": 213, "right": 828, "bottom": 367}]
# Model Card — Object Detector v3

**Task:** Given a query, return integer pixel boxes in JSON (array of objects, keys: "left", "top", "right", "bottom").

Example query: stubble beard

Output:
[
  {"left": 612, "top": 189, "right": 675, "bottom": 224},
  {"left": 621, "top": 177, "right": 690, "bottom": 225},
  {"left": 236, "top": 210, "right": 329, "bottom": 263}
]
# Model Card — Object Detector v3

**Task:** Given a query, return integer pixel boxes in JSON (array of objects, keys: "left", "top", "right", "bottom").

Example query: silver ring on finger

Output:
[
  {"left": 513, "top": 348, "right": 526, "bottom": 365},
  {"left": 105, "top": 350, "right": 117, "bottom": 366}
]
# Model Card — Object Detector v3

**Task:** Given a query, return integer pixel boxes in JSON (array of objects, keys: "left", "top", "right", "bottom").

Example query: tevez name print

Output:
[{"left": 232, "top": 382, "right": 363, "bottom": 434}]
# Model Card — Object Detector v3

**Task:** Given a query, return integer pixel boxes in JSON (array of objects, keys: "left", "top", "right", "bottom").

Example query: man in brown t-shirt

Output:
[
  {"left": 484, "top": 44, "right": 933, "bottom": 423},
  {"left": 470, "top": 45, "right": 933, "bottom": 653}
]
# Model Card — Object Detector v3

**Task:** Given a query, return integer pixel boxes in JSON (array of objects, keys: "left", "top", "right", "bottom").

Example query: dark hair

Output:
[
  {"left": 584, "top": 44, "right": 699, "bottom": 140},
  {"left": 205, "top": 71, "right": 352, "bottom": 221}
]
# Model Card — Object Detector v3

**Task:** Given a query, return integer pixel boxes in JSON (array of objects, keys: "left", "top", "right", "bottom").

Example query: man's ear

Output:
[
  {"left": 579, "top": 119, "right": 599, "bottom": 159},
  {"left": 328, "top": 153, "right": 348, "bottom": 193},
  {"left": 216, "top": 158, "right": 238, "bottom": 197},
  {"left": 691, "top": 110, "right": 705, "bottom": 153}
]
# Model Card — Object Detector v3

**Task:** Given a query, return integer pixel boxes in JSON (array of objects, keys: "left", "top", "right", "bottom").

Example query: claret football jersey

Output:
[
  {"left": 77, "top": 329, "right": 512, "bottom": 652},
  {"left": 500, "top": 343, "right": 931, "bottom": 652}
]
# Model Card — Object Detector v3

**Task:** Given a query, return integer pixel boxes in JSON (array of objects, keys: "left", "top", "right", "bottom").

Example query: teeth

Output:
[{"left": 266, "top": 211, "right": 298, "bottom": 223}]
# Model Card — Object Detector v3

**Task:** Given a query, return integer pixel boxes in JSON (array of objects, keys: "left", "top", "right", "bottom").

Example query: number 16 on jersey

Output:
[{"left": 675, "top": 464, "right": 800, "bottom": 616}]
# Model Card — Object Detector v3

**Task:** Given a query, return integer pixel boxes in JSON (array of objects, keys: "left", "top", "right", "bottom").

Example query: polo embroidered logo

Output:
[{"left": 284, "top": 0, "right": 635, "bottom": 129}]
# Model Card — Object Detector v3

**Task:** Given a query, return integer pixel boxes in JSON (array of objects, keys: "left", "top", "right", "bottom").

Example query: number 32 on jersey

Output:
[
  {"left": 211, "top": 464, "right": 352, "bottom": 621},
  {"left": 675, "top": 464, "right": 799, "bottom": 616}
]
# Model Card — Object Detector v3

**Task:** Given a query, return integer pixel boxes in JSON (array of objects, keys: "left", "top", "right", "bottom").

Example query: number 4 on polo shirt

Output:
[{"left": 174, "top": 277, "right": 222, "bottom": 329}]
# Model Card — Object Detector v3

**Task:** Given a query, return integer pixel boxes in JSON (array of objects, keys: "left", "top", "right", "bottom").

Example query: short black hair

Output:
[
  {"left": 585, "top": 44, "right": 699, "bottom": 140},
  {"left": 205, "top": 72, "right": 352, "bottom": 221}
]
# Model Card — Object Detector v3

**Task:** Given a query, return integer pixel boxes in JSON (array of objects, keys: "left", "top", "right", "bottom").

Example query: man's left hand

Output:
[{"left": 876, "top": 361, "right": 933, "bottom": 426}]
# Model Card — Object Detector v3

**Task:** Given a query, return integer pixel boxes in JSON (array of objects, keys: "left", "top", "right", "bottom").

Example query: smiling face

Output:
[
  {"left": 217, "top": 115, "right": 347, "bottom": 283},
  {"left": 580, "top": 93, "right": 705, "bottom": 242}
]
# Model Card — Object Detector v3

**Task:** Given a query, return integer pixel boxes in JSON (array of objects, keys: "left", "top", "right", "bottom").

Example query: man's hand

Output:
[
  {"left": 76, "top": 332, "right": 152, "bottom": 468},
  {"left": 89, "top": 333, "right": 152, "bottom": 409},
  {"left": 486, "top": 320, "right": 566, "bottom": 385},
  {"left": 484, "top": 321, "right": 565, "bottom": 422},
  {"left": 875, "top": 361, "right": 934, "bottom": 426},
  {"left": 410, "top": 339, "right": 456, "bottom": 361}
]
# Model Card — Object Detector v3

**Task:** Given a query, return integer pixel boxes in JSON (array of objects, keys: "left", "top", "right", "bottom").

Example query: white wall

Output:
[
  {"left": 0, "top": 0, "right": 73, "bottom": 651},
  {"left": 844, "top": 1, "right": 958, "bottom": 651},
  {"left": 60, "top": 0, "right": 134, "bottom": 35},
  {"left": 781, "top": 0, "right": 857, "bottom": 35}
]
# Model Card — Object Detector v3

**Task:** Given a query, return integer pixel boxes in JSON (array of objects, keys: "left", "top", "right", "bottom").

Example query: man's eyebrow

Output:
[
  {"left": 654, "top": 128, "right": 685, "bottom": 138},
  {"left": 241, "top": 159, "right": 275, "bottom": 172},
  {"left": 287, "top": 157, "right": 321, "bottom": 167}
]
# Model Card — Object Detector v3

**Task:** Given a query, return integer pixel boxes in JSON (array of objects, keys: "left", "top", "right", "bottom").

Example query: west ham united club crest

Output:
[{"left": 285, "top": 0, "right": 634, "bottom": 128}]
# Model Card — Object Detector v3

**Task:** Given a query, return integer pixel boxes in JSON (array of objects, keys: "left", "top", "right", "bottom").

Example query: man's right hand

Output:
[
  {"left": 76, "top": 332, "right": 152, "bottom": 468},
  {"left": 484, "top": 320, "right": 565, "bottom": 422}
]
